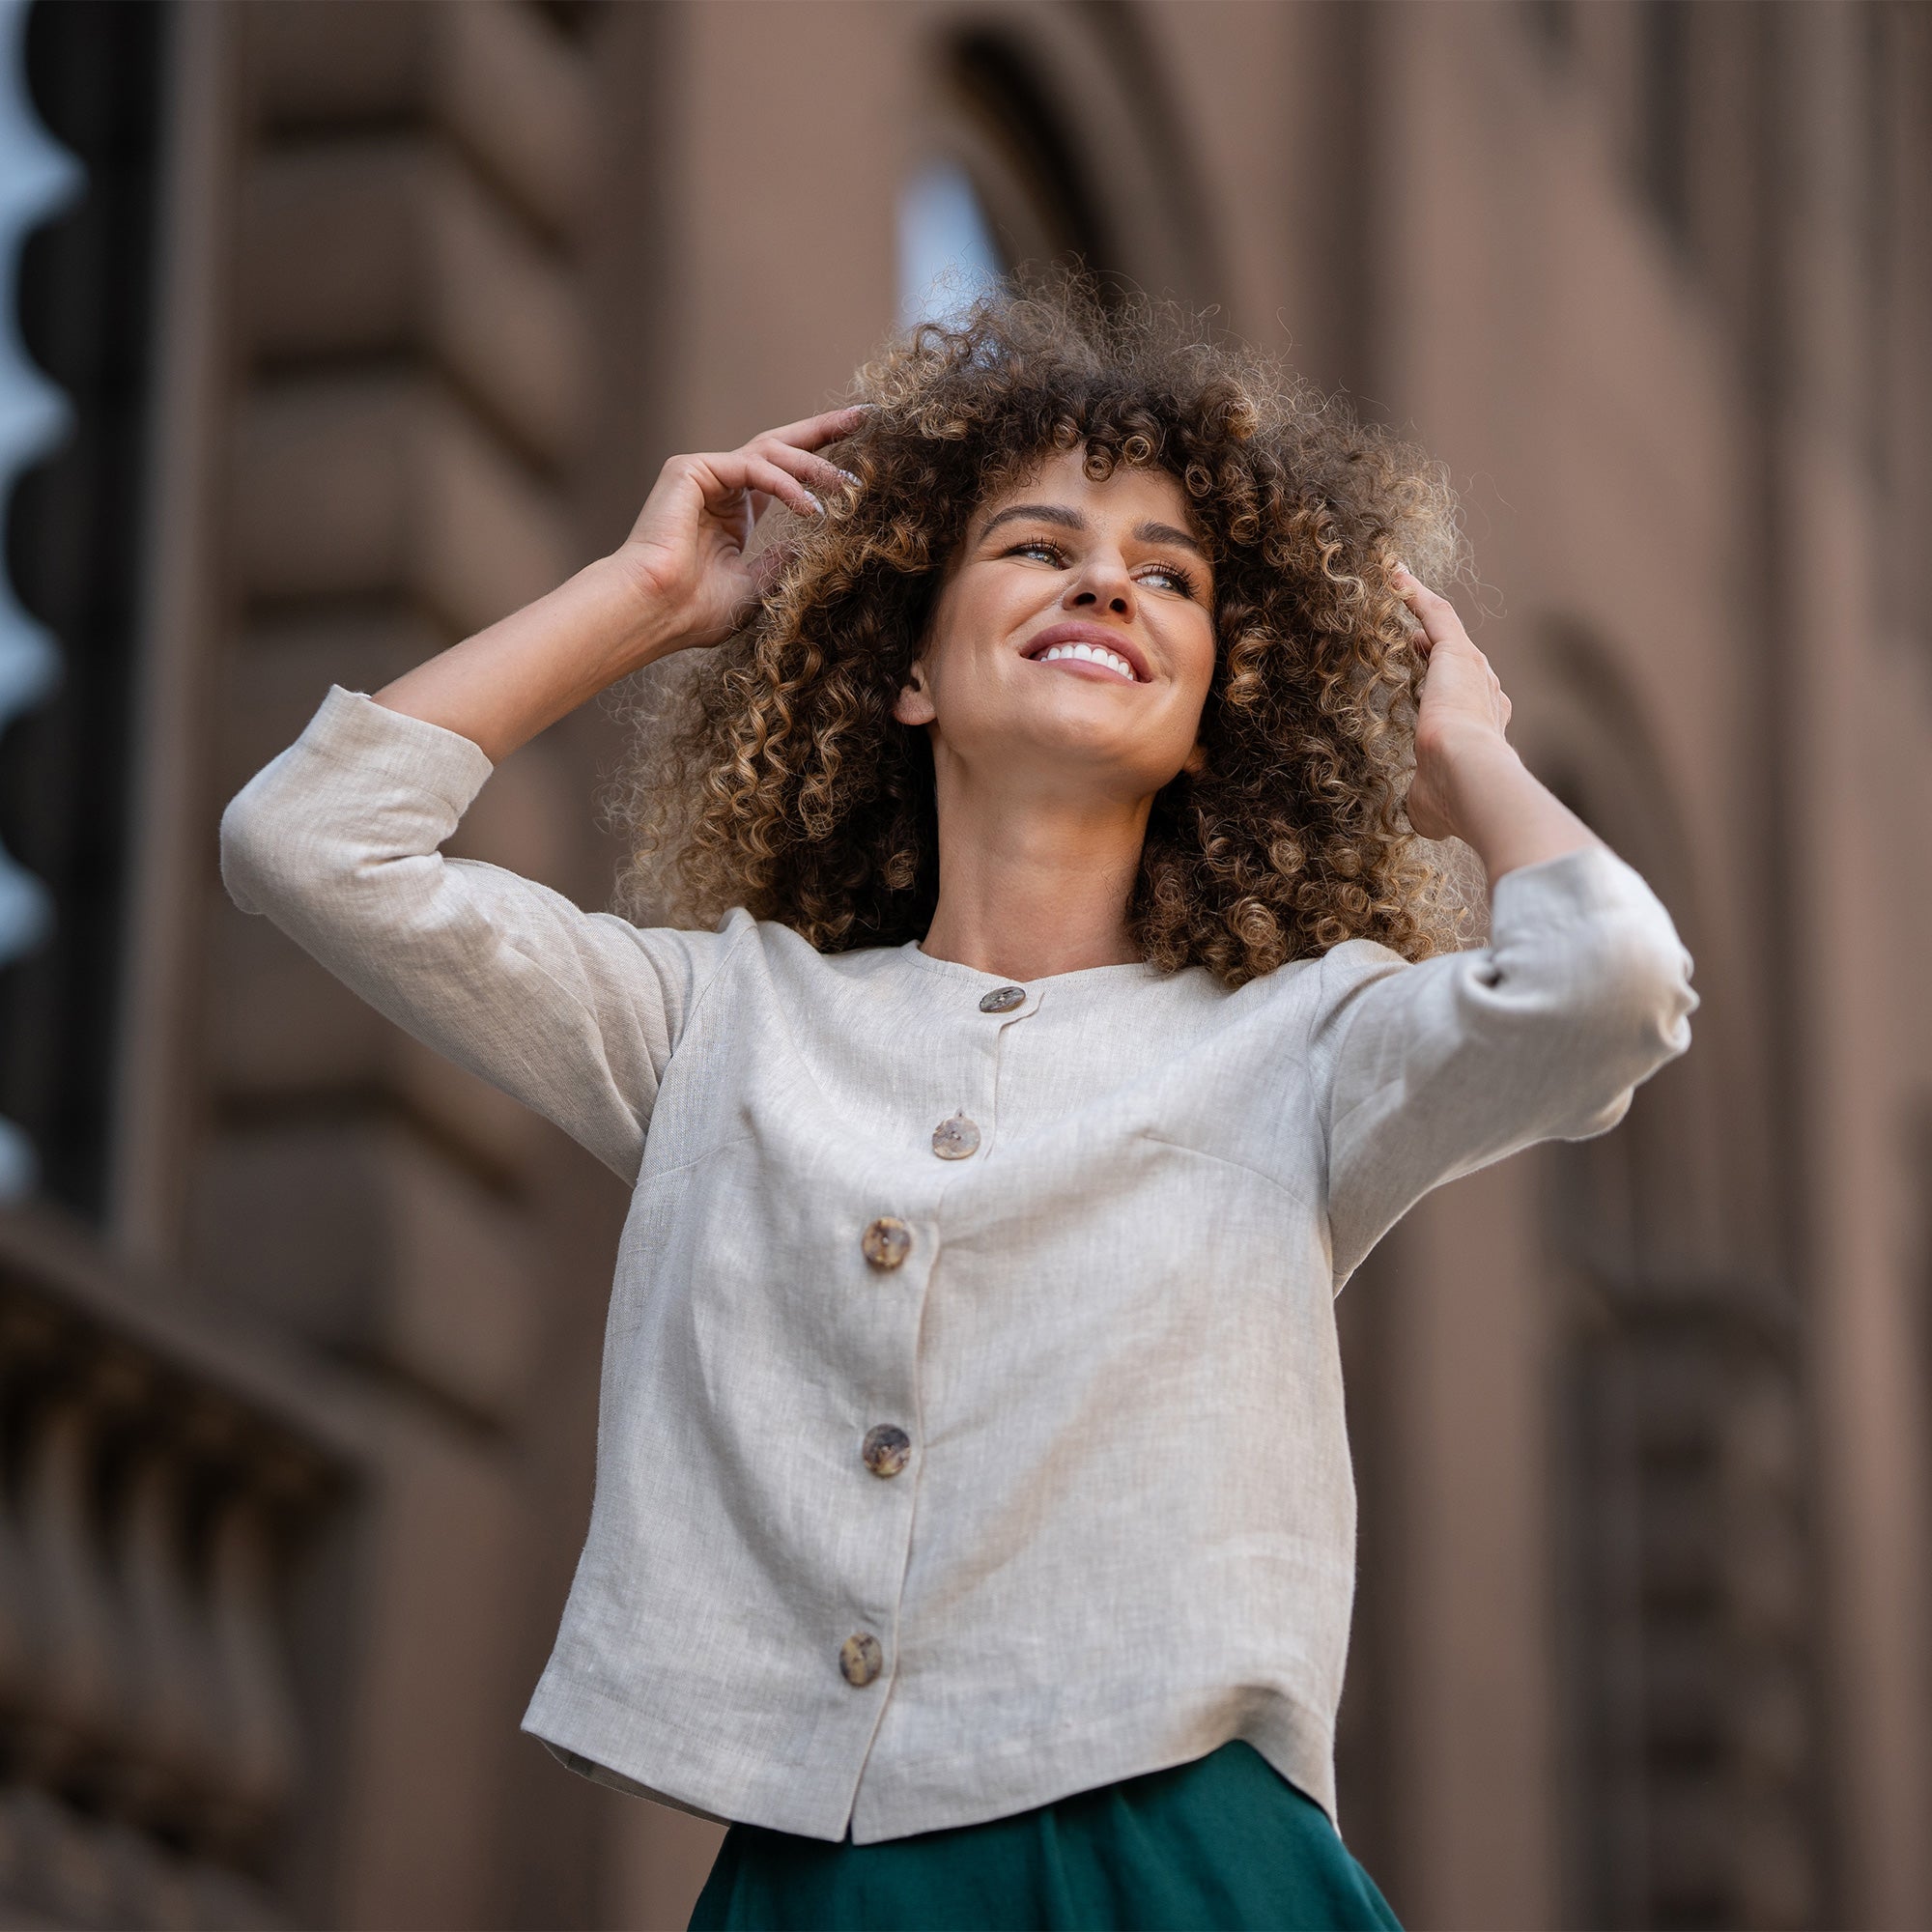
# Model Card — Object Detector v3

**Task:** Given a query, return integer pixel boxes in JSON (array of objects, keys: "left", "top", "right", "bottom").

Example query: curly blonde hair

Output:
[{"left": 606, "top": 276, "right": 1475, "bottom": 987}]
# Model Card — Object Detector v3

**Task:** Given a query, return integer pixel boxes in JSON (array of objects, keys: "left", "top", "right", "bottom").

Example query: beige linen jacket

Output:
[{"left": 219, "top": 685, "right": 1698, "bottom": 1844}]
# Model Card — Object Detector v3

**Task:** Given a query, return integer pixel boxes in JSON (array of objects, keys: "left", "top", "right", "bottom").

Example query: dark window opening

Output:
[
  {"left": 944, "top": 33, "right": 1113, "bottom": 282},
  {"left": 0, "top": 0, "right": 169, "bottom": 1221}
]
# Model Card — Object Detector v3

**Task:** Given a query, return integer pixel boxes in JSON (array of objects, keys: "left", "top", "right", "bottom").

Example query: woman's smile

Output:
[{"left": 1022, "top": 621, "right": 1148, "bottom": 683}]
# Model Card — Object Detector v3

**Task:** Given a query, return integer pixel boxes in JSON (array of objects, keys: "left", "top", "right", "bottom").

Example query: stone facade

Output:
[{"left": 1, "top": 3, "right": 1927, "bottom": 1927}]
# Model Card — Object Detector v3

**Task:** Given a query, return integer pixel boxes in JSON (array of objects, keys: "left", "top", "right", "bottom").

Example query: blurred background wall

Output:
[{"left": 0, "top": 1, "right": 1927, "bottom": 1926}]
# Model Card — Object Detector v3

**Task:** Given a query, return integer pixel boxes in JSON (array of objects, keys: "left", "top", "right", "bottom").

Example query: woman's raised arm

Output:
[
  {"left": 217, "top": 407, "right": 865, "bottom": 1182},
  {"left": 371, "top": 406, "right": 866, "bottom": 762},
  {"left": 1311, "top": 567, "right": 1696, "bottom": 1288}
]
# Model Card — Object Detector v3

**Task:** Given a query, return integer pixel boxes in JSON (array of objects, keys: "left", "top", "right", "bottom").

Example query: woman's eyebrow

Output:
[
  {"left": 978, "top": 502, "right": 1085, "bottom": 542},
  {"left": 1136, "top": 520, "right": 1208, "bottom": 558}
]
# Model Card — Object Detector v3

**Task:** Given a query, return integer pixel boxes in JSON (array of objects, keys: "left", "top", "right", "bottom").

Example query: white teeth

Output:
[{"left": 1035, "top": 642, "right": 1135, "bottom": 680}]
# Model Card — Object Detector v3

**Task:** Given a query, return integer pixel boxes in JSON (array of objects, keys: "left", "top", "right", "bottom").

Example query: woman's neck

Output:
[{"left": 918, "top": 766, "right": 1151, "bottom": 981}]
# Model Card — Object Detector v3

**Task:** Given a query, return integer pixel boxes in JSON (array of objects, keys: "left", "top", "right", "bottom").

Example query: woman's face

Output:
[{"left": 894, "top": 447, "right": 1218, "bottom": 805}]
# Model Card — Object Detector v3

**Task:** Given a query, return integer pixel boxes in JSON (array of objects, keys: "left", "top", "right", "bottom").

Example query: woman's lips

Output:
[{"left": 1021, "top": 623, "right": 1149, "bottom": 683}]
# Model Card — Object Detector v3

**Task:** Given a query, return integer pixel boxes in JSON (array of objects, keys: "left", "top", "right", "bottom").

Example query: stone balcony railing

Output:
[{"left": 0, "top": 1205, "right": 353, "bottom": 1930}]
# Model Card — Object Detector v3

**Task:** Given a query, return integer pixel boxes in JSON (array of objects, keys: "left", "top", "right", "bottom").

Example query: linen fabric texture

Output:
[{"left": 218, "top": 685, "right": 1699, "bottom": 1846}]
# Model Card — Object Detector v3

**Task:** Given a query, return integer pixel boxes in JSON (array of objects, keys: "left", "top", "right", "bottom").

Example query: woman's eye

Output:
[{"left": 1001, "top": 540, "right": 1197, "bottom": 598}]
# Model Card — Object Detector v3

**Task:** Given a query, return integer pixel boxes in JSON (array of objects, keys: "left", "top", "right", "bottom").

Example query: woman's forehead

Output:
[{"left": 971, "top": 446, "right": 1199, "bottom": 535}]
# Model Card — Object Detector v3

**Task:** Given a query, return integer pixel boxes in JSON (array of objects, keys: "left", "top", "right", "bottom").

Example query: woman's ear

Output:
[
  {"left": 893, "top": 663, "right": 937, "bottom": 727},
  {"left": 1181, "top": 739, "right": 1208, "bottom": 777}
]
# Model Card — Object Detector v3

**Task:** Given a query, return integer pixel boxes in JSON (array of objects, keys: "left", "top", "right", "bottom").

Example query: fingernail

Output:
[
  {"left": 805, "top": 490, "right": 824, "bottom": 514},
  {"left": 837, "top": 469, "right": 861, "bottom": 485}
]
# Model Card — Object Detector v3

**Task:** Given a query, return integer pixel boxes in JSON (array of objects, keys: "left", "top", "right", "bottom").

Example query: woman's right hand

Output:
[
  {"left": 612, "top": 406, "right": 867, "bottom": 654},
  {"left": 369, "top": 407, "right": 867, "bottom": 764}
]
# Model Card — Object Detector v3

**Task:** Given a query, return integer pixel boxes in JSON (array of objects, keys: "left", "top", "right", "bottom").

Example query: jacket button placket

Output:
[
  {"left": 839, "top": 1199, "right": 927, "bottom": 1708},
  {"left": 842, "top": 983, "right": 1026, "bottom": 1747}
]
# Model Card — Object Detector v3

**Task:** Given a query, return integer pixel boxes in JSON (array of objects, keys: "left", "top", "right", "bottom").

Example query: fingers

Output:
[
  {"left": 749, "top": 405, "right": 871, "bottom": 499},
  {"left": 753, "top": 435, "right": 858, "bottom": 501},
  {"left": 1389, "top": 560, "right": 1465, "bottom": 654},
  {"left": 691, "top": 407, "right": 871, "bottom": 526},
  {"left": 659, "top": 406, "right": 870, "bottom": 540},
  {"left": 758, "top": 403, "right": 870, "bottom": 452},
  {"left": 1392, "top": 558, "right": 1515, "bottom": 734},
  {"left": 702, "top": 448, "right": 826, "bottom": 520},
  {"left": 743, "top": 411, "right": 871, "bottom": 500}
]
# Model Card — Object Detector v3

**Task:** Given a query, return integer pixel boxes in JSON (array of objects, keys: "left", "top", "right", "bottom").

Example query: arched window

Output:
[
  {"left": 895, "top": 156, "right": 1002, "bottom": 330},
  {"left": 895, "top": 31, "right": 1106, "bottom": 329}
]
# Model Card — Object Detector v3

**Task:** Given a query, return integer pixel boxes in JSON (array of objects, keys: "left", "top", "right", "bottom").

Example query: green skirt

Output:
[{"left": 688, "top": 1740, "right": 1402, "bottom": 1930}]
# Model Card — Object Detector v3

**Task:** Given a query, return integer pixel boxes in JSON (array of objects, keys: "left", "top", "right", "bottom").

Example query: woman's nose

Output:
[{"left": 1065, "top": 554, "right": 1133, "bottom": 616}]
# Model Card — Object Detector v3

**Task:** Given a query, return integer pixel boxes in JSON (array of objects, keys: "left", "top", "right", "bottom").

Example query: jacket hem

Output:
[{"left": 524, "top": 1669, "right": 1338, "bottom": 1847}]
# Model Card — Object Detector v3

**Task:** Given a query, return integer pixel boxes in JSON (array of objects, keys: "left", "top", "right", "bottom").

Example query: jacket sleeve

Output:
[
  {"left": 1314, "top": 844, "right": 1698, "bottom": 1288},
  {"left": 218, "top": 683, "right": 734, "bottom": 1186}
]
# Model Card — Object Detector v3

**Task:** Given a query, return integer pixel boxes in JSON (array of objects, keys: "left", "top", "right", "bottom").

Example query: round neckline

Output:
[{"left": 898, "top": 939, "right": 1167, "bottom": 991}]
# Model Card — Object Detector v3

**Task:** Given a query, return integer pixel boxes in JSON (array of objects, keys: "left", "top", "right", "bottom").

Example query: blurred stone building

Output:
[{"left": 0, "top": 1, "right": 1928, "bottom": 1926}]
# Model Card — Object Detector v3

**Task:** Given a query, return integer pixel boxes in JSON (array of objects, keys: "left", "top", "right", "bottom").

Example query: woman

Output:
[{"left": 220, "top": 283, "right": 1696, "bottom": 1929}]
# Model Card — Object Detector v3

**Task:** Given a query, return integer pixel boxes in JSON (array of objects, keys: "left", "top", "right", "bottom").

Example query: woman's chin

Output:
[{"left": 951, "top": 716, "right": 1181, "bottom": 801}]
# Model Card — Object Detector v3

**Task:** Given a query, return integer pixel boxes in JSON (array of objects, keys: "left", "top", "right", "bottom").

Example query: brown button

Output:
[
  {"left": 931, "top": 1111, "right": 980, "bottom": 1159},
  {"left": 839, "top": 1632, "right": 883, "bottom": 1687},
  {"left": 862, "top": 1424, "right": 912, "bottom": 1477},
  {"left": 979, "top": 985, "right": 1025, "bottom": 1013},
  {"left": 861, "top": 1217, "right": 912, "bottom": 1270}
]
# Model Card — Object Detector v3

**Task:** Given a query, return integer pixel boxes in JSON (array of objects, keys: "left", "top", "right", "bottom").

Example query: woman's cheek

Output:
[{"left": 1167, "top": 619, "right": 1217, "bottom": 704}]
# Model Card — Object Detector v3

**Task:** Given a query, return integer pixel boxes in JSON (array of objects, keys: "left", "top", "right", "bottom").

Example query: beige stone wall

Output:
[{"left": 10, "top": 1, "right": 1925, "bottom": 1926}]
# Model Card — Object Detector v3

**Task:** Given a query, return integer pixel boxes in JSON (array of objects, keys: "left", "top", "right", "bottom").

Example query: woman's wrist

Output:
[
  {"left": 1431, "top": 724, "right": 1604, "bottom": 888},
  {"left": 585, "top": 548, "right": 698, "bottom": 671},
  {"left": 373, "top": 554, "right": 686, "bottom": 763},
  {"left": 596, "top": 546, "right": 699, "bottom": 667}
]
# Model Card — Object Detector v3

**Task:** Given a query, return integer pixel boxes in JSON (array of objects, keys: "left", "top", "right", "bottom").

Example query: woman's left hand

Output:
[
  {"left": 1386, "top": 561, "right": 1604, "bottom": 884},
  {"left": 1391, "top": 562, "right": 1514, "bottom": 843}
]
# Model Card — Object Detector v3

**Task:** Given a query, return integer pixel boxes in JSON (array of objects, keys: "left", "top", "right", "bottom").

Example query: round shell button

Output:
[
  {"left": 979, "top": 985, "right": 1025, "bottom": 1014},
  {"left": 931, "top": 1111, "right": 981, "bottom": 1159},
  {"left": 840, "top": 1632, "right": 884, "bottom": 1687},
  {"left": 861, "top": 1217, "right": 912, "bottom": 1270},
  {"left": 862, "top": 1424, "right": 912, "bottom": 1477}
]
